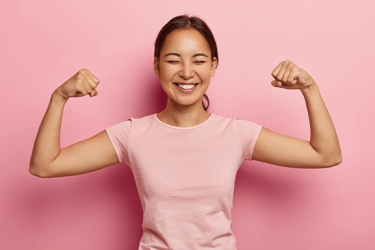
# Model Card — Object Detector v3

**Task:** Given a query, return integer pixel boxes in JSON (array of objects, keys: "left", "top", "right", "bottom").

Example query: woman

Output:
[{"left": 30, "top": 15, "right": 342, "bottom": 250}]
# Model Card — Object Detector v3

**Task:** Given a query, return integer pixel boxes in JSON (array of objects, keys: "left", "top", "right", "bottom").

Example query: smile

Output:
[{"left": 174, "top": 83, "right": 198, "bottom": 93}]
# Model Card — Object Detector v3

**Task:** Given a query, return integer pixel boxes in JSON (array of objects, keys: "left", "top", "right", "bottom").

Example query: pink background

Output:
[{"left": 1, "top": 0, "right": 374, "bottom": 249}]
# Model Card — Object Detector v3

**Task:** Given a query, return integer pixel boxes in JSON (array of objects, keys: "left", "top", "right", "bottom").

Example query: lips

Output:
[{"left": 173, "top": 83, "right": 198, "bottom": 86}]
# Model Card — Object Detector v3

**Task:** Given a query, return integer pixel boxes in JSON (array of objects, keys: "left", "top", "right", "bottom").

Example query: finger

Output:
[
  {"left": 282, "top": 66, "right": 292, "bottom": 85},
  {"left": 276, "top": 61, "right": 290, "bottom": 82},
  {"left": 271, "top": 79, "right": 282, "bottom": 87},
  {"left": 83, "top": 69, "right": 100, "bottom": 85},
  {"left": 81, "top": 69, "right": 98, "bottom": 89},
  {"left": 85, "top": 74, "right": 98, "bottom": 89},
  {"left": 76, "top": 83, "right": 87, "bottom": 96},
  {"left": 75, "top": 72, "right": 88, "bottom": 96},
  {"left": 89, "top": 89, "right": 98, "bottom": 97},
  {"left": 287, "top": 66, "right": 298, "bottom": 84},
  {"left": 82, "top": 76, "right": 93, "bottom": 95},
  {"left": 271, "top": 61, "right": 284, "bottom": 79},
  {"left": 281, "top": 82, "right": 299, "bottom": 89}
]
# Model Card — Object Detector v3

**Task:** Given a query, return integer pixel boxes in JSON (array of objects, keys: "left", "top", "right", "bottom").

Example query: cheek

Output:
[
  {"left": 160, "top": 66, "right": 176, "bottom": 78},
  {"left": 198, "top": 68, "right": 212, "bottom": 80}
]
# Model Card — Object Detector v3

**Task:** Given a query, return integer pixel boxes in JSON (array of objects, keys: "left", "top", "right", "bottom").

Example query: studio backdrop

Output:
[{"left": 0, "top": 0, "right": 374, "bottom": 249}]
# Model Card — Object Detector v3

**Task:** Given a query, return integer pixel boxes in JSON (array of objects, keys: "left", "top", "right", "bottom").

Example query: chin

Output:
[{"left": 174, "top": 97, "right": 203, "bottom": 106}]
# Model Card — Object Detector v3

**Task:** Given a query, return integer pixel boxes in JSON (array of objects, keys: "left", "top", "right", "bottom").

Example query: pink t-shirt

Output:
[{"left": 105, "top": 112, "right": 262, "bottom": 250}]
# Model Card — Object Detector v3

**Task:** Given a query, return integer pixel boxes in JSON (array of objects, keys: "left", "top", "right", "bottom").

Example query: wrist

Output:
[
  {"left": 300, "top": 80, "right": 319, "bottom": 97},
  {"left": 51, "top": 90, "right": 68, "bottom": 105}
]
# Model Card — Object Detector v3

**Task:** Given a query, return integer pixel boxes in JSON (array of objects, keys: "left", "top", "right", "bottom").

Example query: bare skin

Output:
[
  {"left": 29, "top": 69, "right": 119, "bottom": 178},
  {"left": 252, "top": 60, "right": 342, "bottom": 168},
  {"left": 153, "top": 28, "right": 217, "bottom": 127},
  {"left": 29, "top": 28, "right": 342, "bottom": 179}
]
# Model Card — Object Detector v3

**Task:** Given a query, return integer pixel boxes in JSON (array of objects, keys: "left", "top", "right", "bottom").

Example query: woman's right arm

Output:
[{"left": 29, "top": 69, "right": 119, "bottom": 178}]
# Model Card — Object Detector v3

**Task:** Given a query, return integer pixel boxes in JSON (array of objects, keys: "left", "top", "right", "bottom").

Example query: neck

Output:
[{"left": 157, "top": 97, "right": 210, "bottom": 127}]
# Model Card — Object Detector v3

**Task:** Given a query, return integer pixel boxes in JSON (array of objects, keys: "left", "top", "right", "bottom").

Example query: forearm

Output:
[
  {"left": 301, "top": 81, "right": 342, "bottom": 165},
  {"left": 29, "top": 91, "right": 68, "bottom": 176}
]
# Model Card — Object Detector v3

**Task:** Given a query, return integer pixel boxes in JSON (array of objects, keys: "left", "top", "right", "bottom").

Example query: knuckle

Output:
[{"left": 79, "top": 69, "right": 88, "bottom": 76}]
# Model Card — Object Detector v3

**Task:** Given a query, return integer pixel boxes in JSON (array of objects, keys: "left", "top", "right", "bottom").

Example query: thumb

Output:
[
  {"left": 271, "top": 80, "right": 282, "bottom": 87},
  {"left": 89, "top": 89, "right": 98, "bottom": 98}
]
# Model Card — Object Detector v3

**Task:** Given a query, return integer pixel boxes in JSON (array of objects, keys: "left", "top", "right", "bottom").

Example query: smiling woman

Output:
[
  {"left": 153, "top": 15, "right": 218, "bottom": 117},
  {"left": 30, "top": 13, "right": 341, "bottom": 250},
  {"left": 154, "top": 28, "right": 217, "bottom": 109}
]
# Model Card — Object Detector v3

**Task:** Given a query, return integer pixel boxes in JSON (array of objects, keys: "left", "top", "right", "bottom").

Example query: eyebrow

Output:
[{"left": 164, "top": 52, "right": 208, "bottom": 58}]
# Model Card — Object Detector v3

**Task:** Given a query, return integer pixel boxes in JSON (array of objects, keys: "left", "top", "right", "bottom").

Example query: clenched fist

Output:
[
  {"left": 271, "top": 60, "right": 315, "bottom": 91},
  {"left": 54, "top": 69, "right": 100, "bottom": 101}
]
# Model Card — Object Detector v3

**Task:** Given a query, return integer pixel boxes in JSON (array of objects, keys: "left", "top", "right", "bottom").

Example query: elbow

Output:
[
  {"left": 333, "top": 155, "right": 342, "bottom": 166},
  {"left": 29, "top": 165, "right": 50, "bottom": 178},
  {"left": 324, "top": 154, "right": 342, "bottom": 168}
]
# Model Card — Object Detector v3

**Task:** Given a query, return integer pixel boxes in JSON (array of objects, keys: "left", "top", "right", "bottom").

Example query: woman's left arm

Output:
[{"left": 252, "top": 60, "right": 342, "bottom": 168}]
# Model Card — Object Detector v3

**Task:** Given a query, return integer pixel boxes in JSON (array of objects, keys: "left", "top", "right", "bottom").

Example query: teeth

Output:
[{"left": 178, "top": 84, "right": 195, "bottom": 89}]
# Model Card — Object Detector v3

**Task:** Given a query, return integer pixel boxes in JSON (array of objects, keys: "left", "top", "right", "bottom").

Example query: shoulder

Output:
[
  {"left": 232, "top": 117, "right": 263, "bottom": 139},
  {"left": 233, "top": 117, "right": 262, "bottom": 128},
  {"left": 106, "top": 113, "right": 152, "bottom": 131}
]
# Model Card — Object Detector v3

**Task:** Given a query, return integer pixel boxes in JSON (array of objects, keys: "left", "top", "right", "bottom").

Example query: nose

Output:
[{"left": 178, "top": 63, "right": 194, "bottom": 79}]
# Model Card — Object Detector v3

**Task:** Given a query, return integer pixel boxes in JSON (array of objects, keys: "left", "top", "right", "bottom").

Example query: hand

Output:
[
  {"left": 271, "top": 60, "right": 315, "bottom": 91},
  {"left": 54, "top": 69, "right": 100, "bottom": 101}
]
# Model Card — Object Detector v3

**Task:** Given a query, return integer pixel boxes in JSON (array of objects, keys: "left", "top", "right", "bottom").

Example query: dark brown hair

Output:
[{"left": 154, "top": 14, "right": 219, "bottom": 112}]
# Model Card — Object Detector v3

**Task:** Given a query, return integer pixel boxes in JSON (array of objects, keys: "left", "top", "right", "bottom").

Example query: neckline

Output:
[{"left": 154, "top": 113, "right": 214, "bottom": 130}]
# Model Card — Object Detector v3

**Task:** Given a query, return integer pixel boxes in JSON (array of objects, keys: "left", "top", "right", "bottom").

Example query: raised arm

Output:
[
  {"left": 29, "top": 69, "right": 119, "bottom": 178},
  {"left": 252, "top": 60, "right": 342, "bottom": 168}
]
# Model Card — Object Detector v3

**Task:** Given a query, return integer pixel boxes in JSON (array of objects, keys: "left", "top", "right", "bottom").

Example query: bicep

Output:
[
  {"left": 251, "top": 127, "right": 330, "bottom": 168},
  {"left": 47, "top": 130, "right": 119, "bottom": 178}
]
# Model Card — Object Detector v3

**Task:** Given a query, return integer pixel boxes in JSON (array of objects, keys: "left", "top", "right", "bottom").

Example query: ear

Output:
[
  {"left": 210, "top": 57, "right": 218, "bottom": 77},
  {"left": 154, "top": 57, "right": 161, "bottom": 78}
]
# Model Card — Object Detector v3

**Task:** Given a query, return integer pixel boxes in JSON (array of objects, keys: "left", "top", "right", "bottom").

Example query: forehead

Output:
[{"left": 162, "top": 28, "right": 211, "bottom": 54}]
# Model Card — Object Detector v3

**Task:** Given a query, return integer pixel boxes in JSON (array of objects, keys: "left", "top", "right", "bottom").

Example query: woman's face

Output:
[{"left": 154, "top": 28, "right": 217, "bottom": 108}]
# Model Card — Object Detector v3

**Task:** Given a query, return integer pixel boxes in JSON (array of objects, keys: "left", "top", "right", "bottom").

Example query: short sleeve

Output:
[
  {"left": 233, "top": 118, "right": 263, "bottom": 161},
  {"left": 105, "top": 118, "right": 133, "bottom": 165}
]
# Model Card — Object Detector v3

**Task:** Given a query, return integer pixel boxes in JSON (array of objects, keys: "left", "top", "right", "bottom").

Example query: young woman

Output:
[{"left": 30, "top": 15, "right": 342, "bottom": 250}]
